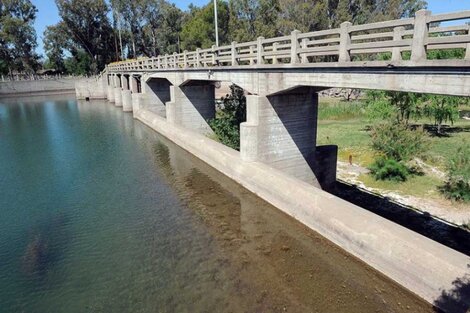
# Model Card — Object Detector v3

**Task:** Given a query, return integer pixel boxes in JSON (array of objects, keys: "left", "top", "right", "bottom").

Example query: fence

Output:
[{"left": 108, "top": 9, "right": 470, "bottom": 72}]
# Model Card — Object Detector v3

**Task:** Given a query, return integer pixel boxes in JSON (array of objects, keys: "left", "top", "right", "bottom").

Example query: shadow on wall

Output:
[
  {"left": 433, "top": 266, "right": 470, "bottom": 313},
  {"left": 333, "top": 181, "right": 470, "bottom": 256}
]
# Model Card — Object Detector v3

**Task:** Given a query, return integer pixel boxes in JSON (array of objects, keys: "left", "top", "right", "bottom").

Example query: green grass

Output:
[
  {"left": 317, "top": 97, "right": 470, "bottom": 201},
  {"left": 317, "top": 100, "right": 366, "bottom": 120},
  {"left": 358, "top": 172, "right": 442, "bottom": 198}
]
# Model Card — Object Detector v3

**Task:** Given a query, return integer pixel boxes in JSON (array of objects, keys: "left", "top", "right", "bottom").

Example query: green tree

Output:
[
  {"left": 277, "top": 0, "right": 328, "bottom": 34},
  {"left": 335, "top": 0, "right": 352, "bottom": 26},
  {"left": 423, "top": 95, "right": 461, "bottom": 135},
  {"left": 180, "top": 0, "right": 229, "bottom": 50},
  {"left": 0, "top": 0, "right": 39, "bottom": 74},
  {"left": 228, "top": 0, "right": 280, "bottom": 42},
  {"left": 386, "top": 91, "right": 423, "bottom": 125},
  {"left": 55, "top": 0, "right": 116, "bottom": 74}
]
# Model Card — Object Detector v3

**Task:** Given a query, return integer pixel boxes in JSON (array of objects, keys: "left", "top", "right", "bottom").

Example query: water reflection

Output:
[{"left": 0, "top": 97, "right": 435, "bottom": 313}]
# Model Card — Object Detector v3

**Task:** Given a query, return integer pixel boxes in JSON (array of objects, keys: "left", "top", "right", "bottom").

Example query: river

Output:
[{"left": 0, "top": 95, "right": 434, "bottom": 312}]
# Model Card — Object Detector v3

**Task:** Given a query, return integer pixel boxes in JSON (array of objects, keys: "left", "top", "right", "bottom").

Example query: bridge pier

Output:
[
  {"left": 107, "top": 74, "right": 115, "bottom": 102},
  {"left": 121, "top": 75, "right": 132, "bottom": 112},
  {"left": 130, "top": 75, "right": 142, "bottom": 116},
  {"left": 114, "top": 74, "right": 122, "bottom": 107},
  {"left": 166, "top": 83, "right": 215, "bottom": 135},
  {"left": 143, "top": 78, "right": 171, "bottom": 117},
  {"left": 240, "top": 87, "right": 336, "bottom": 189}
]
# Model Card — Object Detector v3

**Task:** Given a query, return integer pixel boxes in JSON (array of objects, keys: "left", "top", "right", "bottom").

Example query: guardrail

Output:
[{"left": 107, "top": 9, "right": 470, "bottom": 72}]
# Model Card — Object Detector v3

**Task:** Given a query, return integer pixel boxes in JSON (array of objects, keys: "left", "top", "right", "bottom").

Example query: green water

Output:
[{"left": 0, "top": 95, "right": 433, "bottom": 312}]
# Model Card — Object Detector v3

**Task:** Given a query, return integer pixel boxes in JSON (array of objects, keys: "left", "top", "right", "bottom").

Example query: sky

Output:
[{"left": 32, "top": 0, "right": 470, "bottom": 57}]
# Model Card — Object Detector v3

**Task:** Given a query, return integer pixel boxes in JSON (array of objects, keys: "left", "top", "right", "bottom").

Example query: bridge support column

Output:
[
  {"left": 240, "top": 87, "right": 336, "bottom": 189},
  {"left": 130, "top": 75, "right": 142, "bottom": 116},
  {"left": 107, "top": 74, "right": 115, "bottom": 102},
  {"left": 142, "top": 78, "right": 171, "bottom": 117},
  {"left": 166, "top": 84, "right": 215, "bottom": 135},
  {"left": 121, "top": 75, "right": 132, "bottom": 112},
  {"left": 114, "top": 74, "right": 122, "bottom": 107}
]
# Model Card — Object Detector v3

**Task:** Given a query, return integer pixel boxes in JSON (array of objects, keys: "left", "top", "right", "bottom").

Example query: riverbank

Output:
[
  {"left": 317, "top": 96, "right": 470, "bottom": 227},
  {"left": 0, "top": 78, "right": 78, "bottom": 97}
]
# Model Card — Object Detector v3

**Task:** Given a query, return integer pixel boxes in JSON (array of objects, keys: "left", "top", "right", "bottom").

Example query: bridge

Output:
[
  {"left": 78, "top": 9, "right": 470, "bottom": 189},
  {"left": 75, "top": 9, "right": 470, "bottom": 310}
]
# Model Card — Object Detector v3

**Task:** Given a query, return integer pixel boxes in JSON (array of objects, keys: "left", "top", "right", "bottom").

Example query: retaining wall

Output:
[
  {"left": 134, "top": 107, "right": 470, "bottom": 312},
  {"left": 0, "top": 78, "right": 78, "bottom": 97}
]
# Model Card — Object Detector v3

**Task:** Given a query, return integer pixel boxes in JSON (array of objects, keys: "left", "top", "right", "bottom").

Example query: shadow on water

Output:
[
  {"left": 332, "top": 181, "right": 470, "bottom": 256},
  {"left": 21, "top": 212, "right": 70, "bottom": 280},
  {"left": 433, "top": 265, "right": 470, "bottom": 313}
]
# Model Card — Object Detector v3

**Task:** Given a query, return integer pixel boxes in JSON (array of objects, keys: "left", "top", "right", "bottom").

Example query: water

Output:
[{"left": 0, "top": 95, "right": 434, "bottom": 312}]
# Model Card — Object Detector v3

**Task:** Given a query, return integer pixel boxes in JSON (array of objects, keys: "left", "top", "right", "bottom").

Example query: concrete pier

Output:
[
  {"left": 143, "top": 78, "right": 171, "bottom": 117},
  {"left": 166, "top": 83, "right": 215, "bottom": 135},
  {"left": 122, "top": 90, "right": 132, "bottom": 112},
  {"left": 240, "top": 87, "right": 335, "bottom": 188}
]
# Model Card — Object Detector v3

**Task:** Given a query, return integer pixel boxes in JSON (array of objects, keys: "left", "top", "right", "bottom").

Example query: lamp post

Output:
[{"left": 214, "top": 0, "right": 219, "bottom": 47}]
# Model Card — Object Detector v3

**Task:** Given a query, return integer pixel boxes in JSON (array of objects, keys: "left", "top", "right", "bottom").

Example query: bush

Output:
[
  {"left": 369, "top": 157, "right": 410, "bottom": 182},
  {"left": 365, "top": 98, "right": 395, "bottom": 121},
  {"left": 370, "top": 122, "right": 428, "bottom": 162},
  {"left": 440, "top": 142, "right": 470, "bottom": 202},
  {"left": 209, "top": 84, "right": 246, "bottom": 150}
]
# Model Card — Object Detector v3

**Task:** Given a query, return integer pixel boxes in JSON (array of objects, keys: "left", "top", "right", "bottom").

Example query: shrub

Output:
[
  {"left": 369, "top": 157, "right": 410, "bottom": 182},
  {"left": 440, "top": 142, "right": 470, "bottom": 202},
  {"left": 209, "top": 84, "right": 246, "bottom": 150},
  {"left": 370, "top": 122, "right": 428, "bottom": 162},
  {"left": 365, "top": 98, "right": 394, "bottom": 121}
]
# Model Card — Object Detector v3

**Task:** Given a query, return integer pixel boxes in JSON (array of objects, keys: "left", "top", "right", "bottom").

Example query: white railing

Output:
[{"left": 107, "top": 9, "right": 470, "bottom": 72}]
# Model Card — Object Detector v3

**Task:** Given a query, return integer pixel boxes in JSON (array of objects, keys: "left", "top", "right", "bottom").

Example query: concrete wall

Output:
[
  {"left": 75, "top": 77, "right": 107, "bottom": 100},
  {"left": 166, "top": 84, "right": 215, "bottom": 135},
  {"left": 0, "top": 78, "right": 78, "bottom": 97},
  {"left": 133, "top": 107, "right": 469, "bottom": 311}
]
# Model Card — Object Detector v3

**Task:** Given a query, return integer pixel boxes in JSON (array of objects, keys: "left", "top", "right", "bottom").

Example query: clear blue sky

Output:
[{"left": 32, "top": 0, "right": 470, "bottom": 57}]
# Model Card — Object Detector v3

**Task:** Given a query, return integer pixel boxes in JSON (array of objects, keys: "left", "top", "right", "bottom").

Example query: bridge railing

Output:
[{"left": 107, "top": 9, "right": 470, "bottom": 72}]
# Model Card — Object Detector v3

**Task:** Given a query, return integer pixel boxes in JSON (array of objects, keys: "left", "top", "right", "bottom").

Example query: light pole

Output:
[{"left": 213, "top": 0, "right": 219, "bottom": 47}]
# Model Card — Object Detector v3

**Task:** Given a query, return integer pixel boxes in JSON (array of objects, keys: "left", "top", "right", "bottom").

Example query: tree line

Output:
[{"left": 0, "top": 0, "right": 427, "bottom": 76}]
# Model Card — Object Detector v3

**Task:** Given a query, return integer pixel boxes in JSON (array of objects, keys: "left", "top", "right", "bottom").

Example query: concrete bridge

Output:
[
  {"left": 78, "top": 9, "right": 470, "bottom": 189},
  {"left": 76, "top": 9, "right": 470, "bottom": 311}
]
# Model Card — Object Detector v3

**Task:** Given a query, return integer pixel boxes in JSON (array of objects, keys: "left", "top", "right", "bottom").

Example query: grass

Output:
[{"left": 317, "top": 97, "right": 470, "bottom": 202}]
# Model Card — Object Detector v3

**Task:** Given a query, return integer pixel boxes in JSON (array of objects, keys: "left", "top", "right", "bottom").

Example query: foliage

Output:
[
  {"left": 209, "top": 85, "right": 246, "bottom": 150},
  {"left": 369, "top": 157, "right": 410, "bottom": 181},
  {"left": 180, "top": 0, "right": 230, "bottom": 50},
  {"left": 370, "top": 122, "right": 428, "bottom": 162},
  {"left": 53, "top": 0, "right": 116, "bottom": 74},
  {"left": 0, "top": 0, "right": 39, "bottom": 74},
  {"left": 386, "top": 91, "right": 423, "bottom": 125},
  {"left": 423, "top": 95, "right": 461, "bottom": 135},
  {"left": 440, "top": 142, "right": 470, "bottom": 202},
  {"left": 365, "top": 90, "right": 394, "bottom": 121},
  {"left": 110, "top": 0, "right": 184, "bottom": 57}
]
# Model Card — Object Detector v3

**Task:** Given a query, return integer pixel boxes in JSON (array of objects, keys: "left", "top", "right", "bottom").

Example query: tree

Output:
[
  {"left": 277, "top": 0, "right": 328, "bottom": 34},
  {"left": 180, "top": 0, "right": 229, "bottom": 50},
  {"left": 335, "top": 0, "right": 352, "bottom": 26},
  {"left": 424, "top": 95, "right": 461, "bottom": 135},
  {"left": 386, "top": 91, "right": 422, "bottom": 125},
  {"left": 0, "top": 0, "right": 39, "bottom": 74},
  {"left": 228, "top": 0, "right": 280, "bottom": 42},
  {"left": 55, "top": 0, "right": 116, "bottom": 74}
]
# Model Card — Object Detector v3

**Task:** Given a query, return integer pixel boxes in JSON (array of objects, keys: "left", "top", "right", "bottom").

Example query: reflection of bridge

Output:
[{"left": 76, "top": 9, "right": 470, "bottom": 310}]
